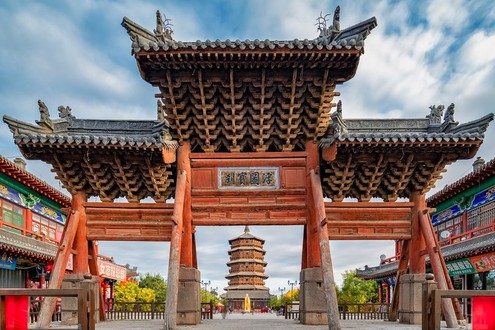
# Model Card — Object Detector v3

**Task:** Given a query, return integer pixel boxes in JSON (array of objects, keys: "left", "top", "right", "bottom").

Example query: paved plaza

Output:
[{"left": 41, "top": 312, "right": 467, "bottom": 330}]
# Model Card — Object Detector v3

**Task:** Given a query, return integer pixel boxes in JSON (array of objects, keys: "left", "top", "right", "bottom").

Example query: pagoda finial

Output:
[{"left": 244, "top": 225, "right": 250, "bottom": 234}]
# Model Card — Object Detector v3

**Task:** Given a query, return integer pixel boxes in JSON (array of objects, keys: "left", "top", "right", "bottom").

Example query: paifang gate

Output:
[{"left": 4, "top": 7, "right": 494, "bottom": 330}]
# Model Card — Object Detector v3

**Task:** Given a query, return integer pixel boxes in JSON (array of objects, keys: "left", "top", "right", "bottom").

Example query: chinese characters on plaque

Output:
[{"left": 219, "top": 167, "right": 279, "bottom": 190}]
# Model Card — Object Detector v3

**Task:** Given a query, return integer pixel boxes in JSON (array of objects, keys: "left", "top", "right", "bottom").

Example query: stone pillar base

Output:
[
  {"left": 177, "top": 267, "right": 201, "bottom": 325},
  {"left": 61, "top": 274, "right": 100, "bottom": 325},
  {"left": 399, "top": 273, "right": 426, "bottom": 325},
  {"left": 299, "top": 267, "right": 328, "bottom": 325}
]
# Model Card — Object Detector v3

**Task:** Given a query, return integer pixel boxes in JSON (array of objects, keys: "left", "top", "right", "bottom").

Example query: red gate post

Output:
[{"left": 4, "top": 295, "right": 28, "bottom": 330}]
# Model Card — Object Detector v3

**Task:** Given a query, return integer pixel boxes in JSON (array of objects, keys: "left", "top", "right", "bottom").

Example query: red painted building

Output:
[
  {"left": 358, "top": 157, "right": 495, "bottom": 316},
  {"left": 0, "top": 155, "right": 132, "bottom": 303},
  {"left": 0, "top": 156, "right": 70, "bottom": 288}
]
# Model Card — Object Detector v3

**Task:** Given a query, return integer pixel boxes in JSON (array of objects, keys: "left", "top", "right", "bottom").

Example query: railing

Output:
[
  {"left": 104, "top": 301, "right": 165, "bottom": 320},
  {"left": 0, "top": 287, "right": 95, "bottom": 330},
  {"left": 339, "top": 303, "right": 390, "bottom": 320},
  {"left": 201, "top": 301, "right": 213, "bottom": 319},
  {"left": 423, "top": 286, "right": 495, "bottom": 330},
  {"left": 282, "top": 302, "right": 390, "bottom": 321},
  {"left": 438, "top": 222, "right": 495, "bottom": 247},
  {"left": 29, "top": 296, "right": 61, "bottom": 323},
  {"left": 284, "top": 302, "right": 299, "bottom": 319}
]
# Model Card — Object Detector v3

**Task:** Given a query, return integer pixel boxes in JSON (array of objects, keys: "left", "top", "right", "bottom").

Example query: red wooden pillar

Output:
[
  {"left": 409, "top": 191, "right": 426, "bottom": 273},
  {"left": 72, "top": 192, "right": 89, "bottom": 273},
  {"left": 305, "top": 141, "right": 321, "bottom": 268},
  {"left": 301, "top": 226, "right": 308, "bottom": 269},
  {"left": 178, "top": 142, "right": 194, "bottom": 268}
]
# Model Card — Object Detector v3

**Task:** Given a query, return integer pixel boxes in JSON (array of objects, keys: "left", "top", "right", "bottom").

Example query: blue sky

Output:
[{"left": 1, "top": 0, "right": 494, "bottom": 294}]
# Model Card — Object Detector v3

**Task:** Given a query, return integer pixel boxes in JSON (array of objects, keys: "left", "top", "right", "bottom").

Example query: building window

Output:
[
  {"left": 467, "top": 201, "right": 495, "bottom": 234},
  {"left": 1, "top": 199, "right": 24, "bottom": 229},
  {"left": 32, "top": 214, "right": 61, "bottom": 243},
  {"left": 435, "top": 214, "right": 463, "bottom": 242}
]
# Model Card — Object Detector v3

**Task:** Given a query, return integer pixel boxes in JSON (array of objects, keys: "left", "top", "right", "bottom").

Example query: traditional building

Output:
[
  {"left": 357, "top": 157, "right": 495, "bottom": 316},
  {"left": 3, "top": 6, "right": 494, "bottom": 327},
  {"left": 0, "top": 155, "right": 70, "bottom": 288},
  {"left": 224, "top": 226, "right": 270, "bottom": 311}
]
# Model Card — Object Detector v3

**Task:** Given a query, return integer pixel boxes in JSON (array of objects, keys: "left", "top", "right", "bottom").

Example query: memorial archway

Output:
[{"left": 4, "top": 7, "right": 493, "bottom": 329}]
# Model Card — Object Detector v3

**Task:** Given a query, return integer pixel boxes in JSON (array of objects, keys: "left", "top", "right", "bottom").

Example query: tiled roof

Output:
[
  {"left": 357, "top": 232, "right": 495, "bottom": 280},
  {"left": 225, "top": 271, "right": 268, "bottom": 279},
  {"left": 0, "top": 228, "right": 58, "bottom": 261},
  {"left": 226, "top": 258, "right": 267, "bottom": 266},
  {"left": 122, "top": 10, "right": 377, "bottom": 54},
  {"left": 3, "top": 108, "right": 178, "bottom": 151},
  {"left": 228, "top": 246, "right": 266, "bottom": 254},
  {"left": 320, "top": 113, "right": 494, "bottom": 148},
  {"left": 427, "top": 157, "right": 495, "bottom": 207},
  {"left": 0, "top": 155, "right": 70, "bottom": 207}
]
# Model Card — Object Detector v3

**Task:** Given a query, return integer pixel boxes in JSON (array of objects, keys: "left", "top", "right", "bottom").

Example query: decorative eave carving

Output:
[
  {"left": 120, "top": 8, "right": 377, "bottom": 153},
  {"left": 320, "top": 103, "right": 493, "bottom": 202},
  {"left": 3, "top": 101, "right": 178, "bottom": 202},
  {"left": 3, "top": 101, "right": 178, "bottom": 151}
]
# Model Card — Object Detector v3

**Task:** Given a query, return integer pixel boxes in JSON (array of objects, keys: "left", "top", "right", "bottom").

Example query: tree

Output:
[
  {"left": 336, "top": 270, "right": 377, "bottom": 311},
  {"left": 138, "top": 273, "right": 167, "bottom": 304},
  {"left": 114, "top": 281, "right": 139, "bottom": 311}
]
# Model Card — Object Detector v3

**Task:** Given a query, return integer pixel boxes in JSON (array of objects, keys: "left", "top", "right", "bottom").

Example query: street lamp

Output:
[
  {"left": 278, "top": 287, "right": 285, "bottom": 299},
  {"left": 201, "top": 280, "right": 210, "bottom": 302},
  {"left": 287, "top": 280, "right": 298, "bottom": 302}
]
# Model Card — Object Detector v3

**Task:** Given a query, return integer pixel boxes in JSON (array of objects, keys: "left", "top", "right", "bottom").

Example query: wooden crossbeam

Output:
[
  {"left": 84, "top": 202, "right": 175, "bottom": 241},
  {"left": 325, "top": 202, "right": 413, "bottom": 240}
]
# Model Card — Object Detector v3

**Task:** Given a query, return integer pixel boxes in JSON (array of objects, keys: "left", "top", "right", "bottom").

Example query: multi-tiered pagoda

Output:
[{"left": 224, "top": 226, "right": 270, "bottom": 311}]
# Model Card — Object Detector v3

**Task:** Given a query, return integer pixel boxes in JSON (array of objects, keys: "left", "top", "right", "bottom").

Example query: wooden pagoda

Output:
[
  {"left": 3, "top": 6, "right": 494, "bottom": 329},
  {"left": 224, "top": 226, "right": 270, "bottom": 311}
]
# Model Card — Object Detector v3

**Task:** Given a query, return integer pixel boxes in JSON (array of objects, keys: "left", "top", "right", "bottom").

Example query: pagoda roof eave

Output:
[
  {"left": 319, "top": 111, "right": 493, "bottom": 202},
  {"left": 225, "top": 271, "right": 268, "bottom": 279},
  {"left": 3, "top": 105, "right": 178, "bottom": 202},
  {"left": 3, "top": 114, "right": 178, "bottom": 151},
  {"left": 122, "top": 14, "right": 377, "bottom": 55}
]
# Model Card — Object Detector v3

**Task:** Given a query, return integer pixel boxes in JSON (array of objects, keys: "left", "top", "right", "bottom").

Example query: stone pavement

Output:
[
  {"left": 90, "top": 313, "right": 471, "bottom": 330},
  {"left": 35, "top": 312, "right": 472, "bottom": 329}
]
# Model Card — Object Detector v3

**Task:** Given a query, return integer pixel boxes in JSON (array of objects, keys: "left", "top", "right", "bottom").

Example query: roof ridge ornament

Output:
[
  {"left": 316, "top": 6, "right": 340, "bottom": 40},
  {"left": 154, "top": 10, "right": 174, "bottom": 42},
  {"left": 58, "top": 105, "right": 75, "bottom": 120},
  {"left": 35, "top": 100, "right": 54, "bottom": 131},
  {"left": 426, "top": 104, "right": 444, "bottom": 125},
  {"left": 441, "top": 103, "right": 459, "bottom": 132},
  {"left": 331, "top": 100, "right": 347, "bottom": 135}
]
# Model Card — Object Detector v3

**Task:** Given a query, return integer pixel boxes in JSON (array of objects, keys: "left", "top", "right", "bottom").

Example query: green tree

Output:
[
  {"left": 137, "top": 288, "right": 156, "bottom": 312},
  {"left": 138, "top": 273, "right": 167, "bottom": 304},
  {"left": 114, "top": 281, "right": 139, "bottom": 311},
  {"left": 336, "top": 270, "right": 377, "bottom": 312}
]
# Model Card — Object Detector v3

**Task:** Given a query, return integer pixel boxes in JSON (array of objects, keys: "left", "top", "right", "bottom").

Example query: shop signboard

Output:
[
  {"left": 470, "top": 252, "right": 495, "bottom": 273},
  {"left": 98, "top": 260, "right": 127, "bottom": 282},
  {"left": 0, "top": 252, "right": 17, "bottom": 270},
  {"left": 446, "top": 252, "right": 495, "bottom": 277},
  {"left": 446, "top": 258, "right": 476, "bottom": 276}
]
